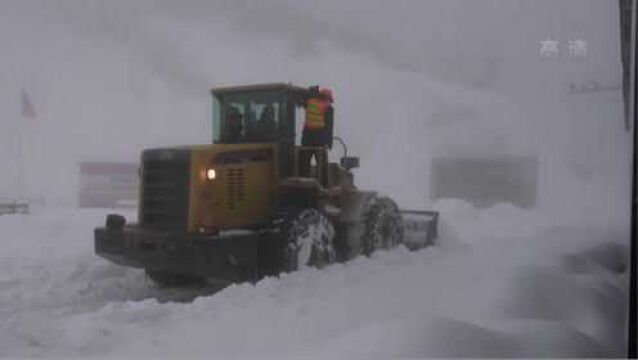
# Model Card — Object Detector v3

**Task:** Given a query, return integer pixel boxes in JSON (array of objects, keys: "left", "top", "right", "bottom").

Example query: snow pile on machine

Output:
[{"left": 0, "top": 200, "right": 629, "bottom": 357}]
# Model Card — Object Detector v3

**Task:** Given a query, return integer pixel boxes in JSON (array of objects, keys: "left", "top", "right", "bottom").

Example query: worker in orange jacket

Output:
[
  {"left": 298, "top": 87, "right": 334, "bottom": 183},
  {"left": 302, "top": 87, "right": 334, "bottom": 149}
]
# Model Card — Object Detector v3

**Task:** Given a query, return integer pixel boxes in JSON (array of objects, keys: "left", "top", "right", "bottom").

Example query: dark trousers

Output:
[{"left": 298, "top": 148, "right": 328, "bottom": 186}]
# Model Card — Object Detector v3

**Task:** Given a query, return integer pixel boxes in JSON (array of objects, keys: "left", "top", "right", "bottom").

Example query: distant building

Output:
[
  {"left": 431, "top": 155, "right": 538, "bottom": 208},
  {"left": 79, "top": 162, "right": 138, "bottom": 208}
]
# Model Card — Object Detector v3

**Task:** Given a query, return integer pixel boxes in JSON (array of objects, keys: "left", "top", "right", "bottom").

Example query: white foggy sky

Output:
[{"left": 0, "top": 0, "right": 630, "bottom": 228}]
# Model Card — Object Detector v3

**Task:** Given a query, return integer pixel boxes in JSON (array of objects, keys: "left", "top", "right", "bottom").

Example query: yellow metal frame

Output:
[{"left": 187, "top": 143, "right": 278, "bottom": 233}]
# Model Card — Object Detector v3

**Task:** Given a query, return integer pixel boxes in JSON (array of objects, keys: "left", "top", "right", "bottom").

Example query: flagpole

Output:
[
  {"left": 19, "top": 88, "right": 35, "bottom": 207},
  {"left": 16, "top": 108, "right": 24, "bottom": 204}
]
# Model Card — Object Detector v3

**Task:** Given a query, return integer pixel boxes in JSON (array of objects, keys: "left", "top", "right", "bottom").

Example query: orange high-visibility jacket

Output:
[{"left": 305, "top": 98, "right": 329, "bottom": 130}]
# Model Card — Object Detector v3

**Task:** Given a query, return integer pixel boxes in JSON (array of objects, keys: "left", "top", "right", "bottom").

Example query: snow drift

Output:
[{"left": 0, "top": 200, "right": 628, "bottom": 357}]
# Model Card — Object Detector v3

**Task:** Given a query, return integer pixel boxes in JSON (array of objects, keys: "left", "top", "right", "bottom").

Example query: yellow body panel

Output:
[{"left": 188, "top": 143, "right": 278, "bottom": 232}]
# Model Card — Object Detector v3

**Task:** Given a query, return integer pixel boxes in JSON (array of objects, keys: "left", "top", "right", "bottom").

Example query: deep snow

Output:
[{"left": 0, "top": 201, "right": 628, "bottom": 358}]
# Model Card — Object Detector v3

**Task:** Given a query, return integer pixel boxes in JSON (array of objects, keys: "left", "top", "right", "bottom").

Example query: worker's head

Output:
[{"left": 319, "top": 88, "right": 333, "bottom": 103}]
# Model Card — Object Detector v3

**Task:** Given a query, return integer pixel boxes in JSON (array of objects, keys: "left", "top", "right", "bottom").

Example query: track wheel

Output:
[
  {"left": 277, "top": 207, "right": 336, "bottom": 272},
  {"left": 145, "top": 270, "right": 206, "bottom": 288},
  {"left": 362, "top": 196, "right": 404, "bottom": 255}
]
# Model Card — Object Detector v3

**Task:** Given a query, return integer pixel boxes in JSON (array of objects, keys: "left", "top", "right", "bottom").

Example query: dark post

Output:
[
  {"left": 621, "top": 0, "right": 634, "bottom": 130},
  {"left": 628, "top": 0, "right": 637, "bottom": 357}
]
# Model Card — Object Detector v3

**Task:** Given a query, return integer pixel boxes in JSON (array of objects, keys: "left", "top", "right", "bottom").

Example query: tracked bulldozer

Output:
[{"left": 94, "top": 83, "right": 438, "bottom": 286}]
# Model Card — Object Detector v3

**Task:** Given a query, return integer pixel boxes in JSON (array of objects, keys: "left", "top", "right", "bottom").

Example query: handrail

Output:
[{"left": 332, "top": 136, "right": 348, "bottom": 159}]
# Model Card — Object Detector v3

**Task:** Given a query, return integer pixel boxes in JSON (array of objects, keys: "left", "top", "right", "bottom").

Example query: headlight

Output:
[{"left": 206, "top": 168, "right": 216, "bottom": 180}]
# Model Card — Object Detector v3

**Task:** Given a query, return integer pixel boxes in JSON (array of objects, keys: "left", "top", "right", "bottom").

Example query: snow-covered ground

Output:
[{"left": 0, "top": 201, "right": 628, "bottom": 358}]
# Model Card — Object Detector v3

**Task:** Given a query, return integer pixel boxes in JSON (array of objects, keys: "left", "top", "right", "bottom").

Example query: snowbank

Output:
[{"left": 0, "top": 201, "right": 628, "bottom": 357}]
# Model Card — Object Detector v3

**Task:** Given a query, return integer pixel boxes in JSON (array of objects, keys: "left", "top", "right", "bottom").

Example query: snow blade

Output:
[{"left": 400, "top": 210, "right": 439, "bottom": 250}]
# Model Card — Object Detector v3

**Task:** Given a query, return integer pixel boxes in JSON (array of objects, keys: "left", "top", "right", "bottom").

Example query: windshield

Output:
[{"left": 213, "top": 91, "right": 283, "bottom": 144}]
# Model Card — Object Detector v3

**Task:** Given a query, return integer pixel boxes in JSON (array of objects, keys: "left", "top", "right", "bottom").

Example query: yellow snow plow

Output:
[{"left": 95, "top": 83, "right": 438, "bottom": 286}]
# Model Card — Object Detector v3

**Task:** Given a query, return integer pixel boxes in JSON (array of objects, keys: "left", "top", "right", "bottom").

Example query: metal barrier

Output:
[{"left": 0, "top": 202, "right": 29, "bottom": 215}]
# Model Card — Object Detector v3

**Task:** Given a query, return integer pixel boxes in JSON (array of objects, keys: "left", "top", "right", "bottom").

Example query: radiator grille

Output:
[
  {"left": 139, "top": 149, "right": 191, "bottom": 230},
  {"left": 226, "top": 168, "right": 245, "bottom": 210}
]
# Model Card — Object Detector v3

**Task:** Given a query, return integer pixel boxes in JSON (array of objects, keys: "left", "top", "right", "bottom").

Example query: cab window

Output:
[{"left": 213, "top": 91, "right": 283, "bottom": 144}]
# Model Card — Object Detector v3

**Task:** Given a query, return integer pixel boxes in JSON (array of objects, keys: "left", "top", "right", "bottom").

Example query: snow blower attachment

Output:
[
  {"left": 401, "top": 210, "right": 439, "bottom": 249},
  {"left": 94, "top": 83, "right": 438, "bottom": 286}
]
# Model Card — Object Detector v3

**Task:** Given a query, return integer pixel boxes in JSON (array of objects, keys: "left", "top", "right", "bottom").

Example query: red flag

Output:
[{"left": 21, "top": 89, "right": 35, "bottom": 119}]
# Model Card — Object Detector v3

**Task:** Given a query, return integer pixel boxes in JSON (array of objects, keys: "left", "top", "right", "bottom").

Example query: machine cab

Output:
[
  {"left": 212, "top": 83, "right": 308, "bottom": 145},
  {"left": 212, "top": 83, "right": 323, "bottom": 178}
]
